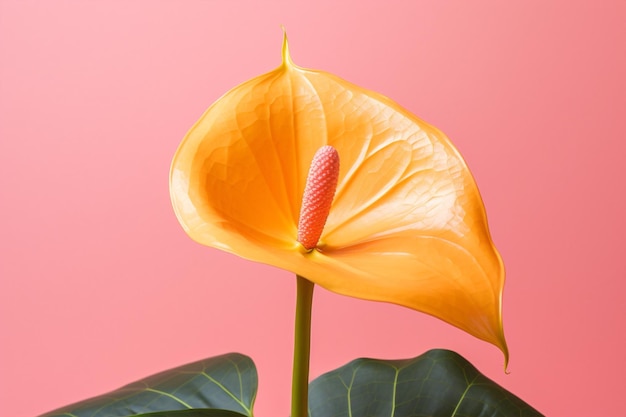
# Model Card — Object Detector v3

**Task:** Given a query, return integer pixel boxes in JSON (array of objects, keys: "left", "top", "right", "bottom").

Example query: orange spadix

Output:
[{"left": 297, "top": 146, "right": 340, "bottom": 250}]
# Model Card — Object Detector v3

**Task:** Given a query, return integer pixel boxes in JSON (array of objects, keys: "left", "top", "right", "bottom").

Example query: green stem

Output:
[{"left": 291, "top": 275, "right": 315, "bottom": 417}]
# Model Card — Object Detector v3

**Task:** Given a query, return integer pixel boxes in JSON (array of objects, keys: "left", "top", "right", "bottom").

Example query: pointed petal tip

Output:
[
  {"left": 502, "top": 343, "right": 510, "bottom": 374},
  {"left": 493, "top": 325, "right": 509, "bottom": 373},
  {"left": 280, "top": 26, "right": 294, "bottom": 68}
]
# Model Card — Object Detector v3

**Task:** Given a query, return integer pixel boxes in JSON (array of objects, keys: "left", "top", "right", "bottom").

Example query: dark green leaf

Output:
[
  {"left": 39, "top": 353, "right": 257, "bottom": 417},
  {"left": 136, "top": 409, "right": 248, "bottom": 417},
  {"left": 308, "top": 349, "right": 542, "bottom": 417}
]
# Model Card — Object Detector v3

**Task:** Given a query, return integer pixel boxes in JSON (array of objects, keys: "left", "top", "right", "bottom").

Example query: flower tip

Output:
[
  {"left": 281, "top": 27, "right": 294, "bottom": 68},
  {"left": 502, "top": 345, "right": 510, "bottom": 374}
]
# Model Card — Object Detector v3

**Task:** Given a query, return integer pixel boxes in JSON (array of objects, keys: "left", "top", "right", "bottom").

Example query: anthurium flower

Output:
[{"left": 170, "top": 35, "right": 508, "bottom": 362}]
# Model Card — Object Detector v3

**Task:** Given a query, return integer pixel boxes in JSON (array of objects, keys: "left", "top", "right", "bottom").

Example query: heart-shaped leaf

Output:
[
  {"left": 136, "top": 410, "right": 248, "bottom": 417},
  {"left": 39, "top": 353, "right": 256, "bottom": 417},
  {"left": 308, "top": 349, "right": 542, "bottom": 417}
]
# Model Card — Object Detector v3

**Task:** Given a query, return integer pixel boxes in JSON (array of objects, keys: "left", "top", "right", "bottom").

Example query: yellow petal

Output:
[{"left": 170, "top": 35, "right": 508, "bottom": 362}]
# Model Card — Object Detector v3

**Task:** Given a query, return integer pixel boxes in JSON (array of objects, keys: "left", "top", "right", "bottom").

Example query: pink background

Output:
[{"left": 1, "top": 1, "right": 624, "bottom": 416}]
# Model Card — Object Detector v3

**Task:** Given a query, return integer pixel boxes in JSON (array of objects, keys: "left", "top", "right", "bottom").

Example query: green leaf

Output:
[
  {"left": 308, "top": 349, "right": 543, "bottom": 417},
  {"left": 136, "top": 410, "right": 248, "bottom": 417},
  {"left": 39, "top": 353, "right": 257, "bottom": 417}
]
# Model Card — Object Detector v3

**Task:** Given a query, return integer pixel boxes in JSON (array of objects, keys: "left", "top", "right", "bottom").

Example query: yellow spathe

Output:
[{"left": 170, "top": 35, "right": 508, "bottom": 363}]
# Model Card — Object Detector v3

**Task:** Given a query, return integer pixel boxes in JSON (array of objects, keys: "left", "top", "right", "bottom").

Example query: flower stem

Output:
[{"left": 291, "top": 275, "right": 315, "bottom": 417}]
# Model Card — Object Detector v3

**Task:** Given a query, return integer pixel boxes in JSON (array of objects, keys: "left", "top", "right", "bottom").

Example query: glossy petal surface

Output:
[{"left": 170, "top": 37, "right": 507, "bottom": 361}]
